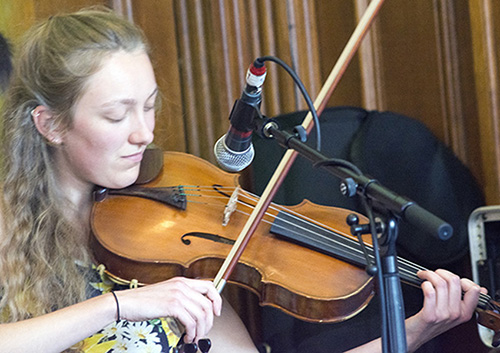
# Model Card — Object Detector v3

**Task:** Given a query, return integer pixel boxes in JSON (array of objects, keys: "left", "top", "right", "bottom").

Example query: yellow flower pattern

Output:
[
  {"left": 72, "top": 333, "right": 116, "bottom": 353},
  {"left": 73, "top": 266, "right": 180, "bottom": 353}
]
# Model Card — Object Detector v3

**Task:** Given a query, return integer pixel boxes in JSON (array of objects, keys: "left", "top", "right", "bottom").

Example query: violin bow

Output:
[{"left": 213, "top": 0, "right": 385, "bottom": 291}]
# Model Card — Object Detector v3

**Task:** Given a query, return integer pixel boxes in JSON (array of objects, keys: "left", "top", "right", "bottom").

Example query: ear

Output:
[{"left": 31, "top": 105, "right": 62, "bottom": 145}]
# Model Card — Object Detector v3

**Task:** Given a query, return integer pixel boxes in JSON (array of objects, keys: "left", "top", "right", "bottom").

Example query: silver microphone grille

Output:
[{"left": 214, "top": 135, "right": 255, "bottom": 172}]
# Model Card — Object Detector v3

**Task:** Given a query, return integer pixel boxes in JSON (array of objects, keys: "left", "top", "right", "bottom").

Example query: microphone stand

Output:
[
  {"left": 352, "top": 213, "right": 407, "bottom": 352},
  {"left": 382, "top": 217, "right": 407, "bottom": 352},
  {"left": 256, "top": 119, "right": 453, "bottom": 353}
]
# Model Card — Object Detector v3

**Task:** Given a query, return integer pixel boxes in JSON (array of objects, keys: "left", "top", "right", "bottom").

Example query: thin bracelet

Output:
[{"left": 110, "top": 290, "right": 120, "bottom": 322}]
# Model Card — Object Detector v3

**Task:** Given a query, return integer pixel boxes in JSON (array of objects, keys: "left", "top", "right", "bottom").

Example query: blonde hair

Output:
[{"left": 0, "top": 7, "right": 148, "bottom": 322}]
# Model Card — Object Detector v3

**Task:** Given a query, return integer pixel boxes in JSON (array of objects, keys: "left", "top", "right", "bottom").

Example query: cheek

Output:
[
  {"left": 63, "top": 130, "right": 124, "bottom": 180},
  {"left": 74, "top": 134, "right": 121, "bottom": 164},
  {"left": 75, "top": 148, "right": 139, "bottom": 189}
]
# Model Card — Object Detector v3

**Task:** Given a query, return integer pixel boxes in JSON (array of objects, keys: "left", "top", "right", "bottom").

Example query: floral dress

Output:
[{"left": 71, "top": 265, "right": 180, "bottom": 353}]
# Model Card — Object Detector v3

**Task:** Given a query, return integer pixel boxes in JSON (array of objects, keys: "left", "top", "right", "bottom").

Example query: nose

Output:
[{"left": 129, "top": 111, "right": 155, "bottom": 146}]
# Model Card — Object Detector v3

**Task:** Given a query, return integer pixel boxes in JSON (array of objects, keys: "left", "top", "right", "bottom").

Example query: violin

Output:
[
  {"left": 90, "top": 151, "right": 500, "bottom": 343},
  {"left": 91, "top": 151, "right": 374, "bottom": 322}
]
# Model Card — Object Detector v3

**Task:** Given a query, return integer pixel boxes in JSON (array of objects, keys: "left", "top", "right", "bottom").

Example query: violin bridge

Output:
[{"left": 222, "top": 186, "right": 239, "bottom": 226}]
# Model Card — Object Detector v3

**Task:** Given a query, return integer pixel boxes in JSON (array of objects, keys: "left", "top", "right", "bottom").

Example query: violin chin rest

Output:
[{"left": 136, "top": 146, "right": 164, "bottom": 184}]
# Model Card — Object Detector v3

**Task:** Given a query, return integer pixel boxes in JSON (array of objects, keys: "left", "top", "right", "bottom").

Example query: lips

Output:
[{"left": 123, "top": 151, "right": 144, "bottom": 163}]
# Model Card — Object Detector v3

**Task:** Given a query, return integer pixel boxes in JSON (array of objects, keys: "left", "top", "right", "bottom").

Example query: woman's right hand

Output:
[{"left": 114, "top": 277, "right": 222, "bottom": 343}]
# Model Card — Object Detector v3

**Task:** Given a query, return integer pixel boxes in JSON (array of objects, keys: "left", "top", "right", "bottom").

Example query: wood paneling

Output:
[
  {"left": 2, "top": 0, "right": 497, "bottom": 199},
  {"left": 2, "top": 0, "right": 500, "bottom": 349},
  {"left": 131, "top": 0, "right": 186, "bottom": 153},
  {"left": 0, "top": 2, "right": 36, "bottom": 40},
  {"left": 315, "top": 0, "right": 363, "bottom": 106},
  {"left": 469, "top": 0, "right": 500, "bottom": 205},
  {"left": 150, "top": 0, "right": 322, "bottom": 162},
  {"left": 365, "top": 1, "right": 482, "bottom": 185}
]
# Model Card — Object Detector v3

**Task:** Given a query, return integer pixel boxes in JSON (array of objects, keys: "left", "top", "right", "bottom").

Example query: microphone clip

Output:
[{"left": 254, "top": 115, "right": 280, "bottom": 140}]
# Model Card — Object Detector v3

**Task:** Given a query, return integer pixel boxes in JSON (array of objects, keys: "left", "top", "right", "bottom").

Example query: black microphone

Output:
[{"left": 214, "top": 59, "right": 267, "bottom": 172}]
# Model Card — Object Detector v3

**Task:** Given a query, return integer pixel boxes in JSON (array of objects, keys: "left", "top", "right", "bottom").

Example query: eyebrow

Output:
[{"left": 100, "top": 87, "right": 159, "bottom": 108}]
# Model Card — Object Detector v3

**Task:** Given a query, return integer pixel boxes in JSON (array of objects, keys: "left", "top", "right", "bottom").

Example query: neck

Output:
[
  {"left": 51, "top": 149, "right": 96, "bottom": 222},
  {"left": 52, "top": 175, "right": 94, "bottom": 239}
]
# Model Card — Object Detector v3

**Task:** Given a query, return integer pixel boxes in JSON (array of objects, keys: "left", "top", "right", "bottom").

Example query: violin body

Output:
[{"left": 91, "top": 151, "right": 374, "bottom": 323}]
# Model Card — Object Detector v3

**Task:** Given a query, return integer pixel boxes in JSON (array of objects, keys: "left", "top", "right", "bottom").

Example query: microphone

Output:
[{"left": 214, "top": 59, "right": 267, "bottom": 172}]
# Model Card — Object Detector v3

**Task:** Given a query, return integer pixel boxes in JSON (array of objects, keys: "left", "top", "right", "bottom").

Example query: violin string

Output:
[
  {"left": 180, "top": 186, "right": 494, "bottom": 306},
  {"left": 181, "top": 186, "right": 424, "bottom": 283},
  {"left": 231, "top": 195, "right": 495, "bottom": 309},
  {"left": 480, "top": 295, "right": 494, "bottom": 311},
  {"left": 180, "top": 186, "right": 278, "bottom": 224},
  {"left": 182, "top": 186, "right": 344, "bottom": 230},
  {"left": 229, "top": 194, "right": 420, "bottom": 284},
  {"left": 236, "top": 193, "right": 495, "bottom": 307},
  {"left": 181, "top": 186, "right": 349, "bottom": 225},
  {"left": 233, "top": 190, "right": 428, "bottom": 284},
  {"left": 248, "top": 200, "right": 495, "bottom": 306}
]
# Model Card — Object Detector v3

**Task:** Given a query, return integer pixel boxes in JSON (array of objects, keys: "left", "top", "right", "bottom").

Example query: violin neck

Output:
[
  {"left": 271, "top": 210, "right": 426, "bottom": 284},
  {"left": 270, "top": 209, "right": 493, "bottom": 310}
]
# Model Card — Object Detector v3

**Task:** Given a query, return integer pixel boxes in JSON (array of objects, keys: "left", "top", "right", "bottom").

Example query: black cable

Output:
[
  {"left": 313, "top": 158, "right": 363, "bottom": 176},
  {"left": 314, "top": 156, "right": 389, "bottom": 351},
  {"left": 361, "top": 197, "right": 388, "bottom": 353},
  {"left": 256, "top": 55, "right": 322, "bottom": 151}
]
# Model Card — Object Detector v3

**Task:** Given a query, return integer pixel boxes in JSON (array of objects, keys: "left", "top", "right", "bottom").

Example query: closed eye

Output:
[{"left": 104, "top": 112, "right": 127, "bottom": 123}]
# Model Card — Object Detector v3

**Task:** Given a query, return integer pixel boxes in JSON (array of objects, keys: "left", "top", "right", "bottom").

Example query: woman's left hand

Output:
[{"left": 406, "top": 269, "right": 484, "bottom": 352}]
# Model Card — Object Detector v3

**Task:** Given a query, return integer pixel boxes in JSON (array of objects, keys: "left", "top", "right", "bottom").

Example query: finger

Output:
[
  {"left": 420, "top": 280, "right": 437, "bottom": 316},
  {"left": 162, "top": 279, "right": 214, "bottom": 341},
  {"left": 183, "top": 278, "right": 222, "bottom": 317},
  {"left": 420, "top": 270, "right": 449, "bottom": 313},
  {"left": 460, "top": 278, "right": 481, "bottom": 315},
  {"left": 460, "top": 277, "right": 481, "bottom": 294},
  {"left": 203, "top": 283, "right": 222, "bottom": 316},
  {"left": 418, "top": 270, "right": 455, "bottom": 323},
  {"left": 170, "top": 306, "right": 198, "bottom": 343},
  {"left": 172, "top": 279, "right": 223, "bottom": 341},
  {"left": 179, "top": 291, "right": 214, "bottom": 341},
  {"left": 435, "top": 269, "right": 461, "bottom": 315}
]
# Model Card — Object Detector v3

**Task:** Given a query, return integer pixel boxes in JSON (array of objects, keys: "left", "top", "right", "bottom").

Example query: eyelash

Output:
[
  {"left": 105, "top": 115, "right": 125, "bottom": 123},
  {"left": 104, "top": 105, "right": 155, "bottom": 123}
]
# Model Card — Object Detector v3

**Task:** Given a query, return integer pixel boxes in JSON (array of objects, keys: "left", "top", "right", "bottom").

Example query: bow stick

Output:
[{"left": 213, "top": 0, "right": 385, "bottom": 292}]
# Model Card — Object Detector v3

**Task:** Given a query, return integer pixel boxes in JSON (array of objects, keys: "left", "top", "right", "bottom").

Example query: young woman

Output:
[
  {"left": 0, "top": 7, "right": 482, "bottom": 353},
  {"left": 0, "top": 8, "right": 257, "bottom": 353}
]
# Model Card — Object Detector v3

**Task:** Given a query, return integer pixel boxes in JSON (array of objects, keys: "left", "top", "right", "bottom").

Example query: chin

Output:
[
  {"left": 104, "top": 172, "right": 140, "bottom": 190},
  {"left": 119, "top": 176, "right": 139, "bottom": 189}
]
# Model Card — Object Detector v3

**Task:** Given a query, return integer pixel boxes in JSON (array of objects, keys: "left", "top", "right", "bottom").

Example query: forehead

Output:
[{"left": 77, "top": 50, "right": 156, "bottom": 109}]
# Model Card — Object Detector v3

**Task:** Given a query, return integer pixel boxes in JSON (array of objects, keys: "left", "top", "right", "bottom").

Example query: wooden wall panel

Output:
[
  {"left": 314, "top": 0, "right": 363, "bottom": 107},
  {"left": 369, "top": 2, "right": 454, "bottom": 141},
  {"left": 0, "top": 1, "right": 108, "bottom": 40},
  {"left": 34, "top": 0, "right": 109, "bottom": 18},
  {"left": 469, "top": 0, "right": 500, "bottom": 205},
  {"left": 129, "top": 0, "right": 185, "bottom": 153},
  {"left": 315, "top": 0, "right": 488, "bottom": 202},
  {"left": 147, "top": 0, "right": 323, "bottom": 162},
  {"left": 454, "top": 0, "right": 483, "bottom": 188},
  {"left": 2, "top": 0, "right": 500, "bottom": 350},
  {"left": 0, "top": 2, "right": 36, "bottom": 40},
  {"left": 355, "top": 0, "right": 385, "bottom": 109},
  {"left": 2, "top": 1, "right": 498, "bottom": 201}
]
